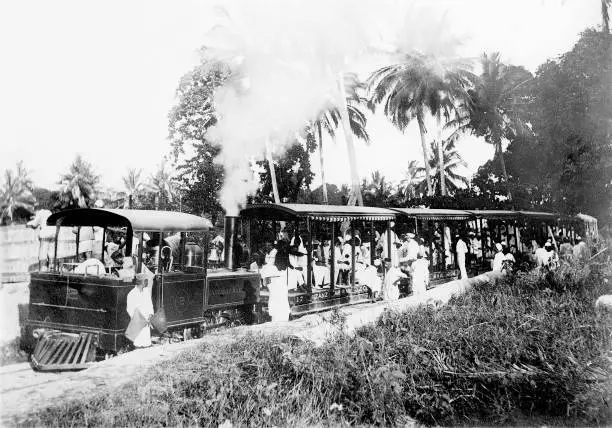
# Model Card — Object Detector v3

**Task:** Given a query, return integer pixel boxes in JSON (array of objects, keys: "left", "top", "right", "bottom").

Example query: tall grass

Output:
[{"left": 18, "top": 264, "right": 611, "bottom": 427}]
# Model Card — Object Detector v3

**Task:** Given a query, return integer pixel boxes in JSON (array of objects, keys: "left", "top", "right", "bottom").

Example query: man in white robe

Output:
[
  {"left": 411, "top": 251, "right": 430, "bottom": 296},
  {"left": 492, "top": 243, "right": 505, "bottom": 272},
  {"left": 382, "top": 260, "right": 406, "bottom": 301},
  {"left": 456, "top": 234, "right": 469, "bottom": 280},
  {"left": 126, "top": 279, "right": 154, "bottom": 348},
  {"left": 260, "top": 249, "right": 290, "bottom": 322}
]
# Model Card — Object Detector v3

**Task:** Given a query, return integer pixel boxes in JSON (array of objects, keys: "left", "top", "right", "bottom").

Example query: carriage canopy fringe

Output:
[{"left": 240, "top": 203, "right": 396, "bottom": 222}]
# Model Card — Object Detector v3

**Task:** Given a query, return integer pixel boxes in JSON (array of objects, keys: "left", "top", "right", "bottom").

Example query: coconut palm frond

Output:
[{"left": 0, "top": 165, "right": 36, "bottom": 224}]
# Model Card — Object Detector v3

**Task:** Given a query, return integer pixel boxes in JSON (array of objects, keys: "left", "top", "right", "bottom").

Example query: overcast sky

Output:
[{"left": 0, "top": 0, "right": 603, "bottom": 192}]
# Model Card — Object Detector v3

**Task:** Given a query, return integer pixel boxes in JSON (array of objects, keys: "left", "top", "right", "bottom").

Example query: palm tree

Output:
[
  {"left": 417, "top": 138, "right": 469, "bottom": 195},
  {"left": 146, "top": 161, "right": 176, "bottom": 210},
  {"left": 264, "top": 137, "right": 281, "bottom": 204},
  {"left": 602, "top": 0, "right": 611, "bottom": 33},
  {"left": 446, "top": 53, "right": 533, "bottom": 199},
  {"left": 122, "top": 168, "right": 144, "bottom": 209},
  {"left": 399, "top": 160, "right": 424, "bottom": 200},
  {"left": 368, "top": 51, "right": 474, "bottom": 197},
  {"left": 314, "top": 72, "right": 369, "bottom": 205},
  {"left": 58, "top": 155, "right": 99, "bottom": 208},
  {"left": 0, "top": 162, "right": 36, "bottom": 225},
  {"left": 363, "top": 170, "right": 394, "bottom": 206}
]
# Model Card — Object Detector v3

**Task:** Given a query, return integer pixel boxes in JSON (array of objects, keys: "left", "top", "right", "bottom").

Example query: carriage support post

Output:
[
  {"left": 370, "top": 221, "right": 375, "bottom": 266},
  {"left": 386, "top": 220, "right": 392, "bottom": 266},
  {"left": 75, "top": 227, "right": 80, "bottom": 262},
  {"left": 99, "top": 227, "right": 106, "bottom": 265},
  {"left": 306, "top": 217, "right": 312, "bottom": 294},
  {"left": 137, "top": 232, "right": 144, "bottom": 273},
  {"left": 441, "top": 221, "right": 446, "bottom": 272},
  {"left": 350, "top": 222, "right": 356, "bottom": 288},
  {"left": 53, "top": 220, "right": 62, "bottom": 272},
  {"left": 330, "top": 224, "right": 335, "bottom": 293}
]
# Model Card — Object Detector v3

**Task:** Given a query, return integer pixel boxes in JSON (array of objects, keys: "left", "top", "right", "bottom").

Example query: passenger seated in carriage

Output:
[
  {"left": 73, "top": 255, "right": 106, "bottom": 276},
  {"left": 382, "top": 258, "right": 406, "bottom": 301},
  {"left": 335, "top": 236, "right": 350, "bottom": 285},
  {"left": 287, "top": 235, "right": 307, "bottom": 291},
  {"left": 354, "top": 242, "right": 382, "bottom": 298}
]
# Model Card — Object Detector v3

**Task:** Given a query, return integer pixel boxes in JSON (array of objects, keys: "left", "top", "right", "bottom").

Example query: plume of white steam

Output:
[{"left": 202, "top": 0, "right": 462, "bottom": 215}]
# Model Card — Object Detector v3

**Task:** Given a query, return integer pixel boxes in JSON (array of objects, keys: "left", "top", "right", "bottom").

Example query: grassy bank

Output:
[{"left": 18, "top": 264, "right": 611, "bottom": 427}]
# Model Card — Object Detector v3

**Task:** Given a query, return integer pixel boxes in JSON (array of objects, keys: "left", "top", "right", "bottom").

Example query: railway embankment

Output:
[{"left": 0, "top": 271, "right": 501, "bottom": 423}]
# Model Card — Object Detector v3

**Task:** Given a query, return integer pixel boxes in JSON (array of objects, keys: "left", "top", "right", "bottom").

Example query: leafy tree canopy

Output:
[
  {"left": 253, "top": 130, "right": 317, "bottom": 204},
  {"left": 57, "top": 155, "right": 99, "bottom": 210},
  {"left": 1, "top": 161, "right": 36, "bottom": 224},
  {"left": 474, "top": 29, "right": 612, "bottom": 223}
]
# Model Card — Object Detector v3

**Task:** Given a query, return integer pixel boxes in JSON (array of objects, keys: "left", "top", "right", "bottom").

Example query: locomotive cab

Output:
[{"left": 21, "top": 208, "right": 259, "bottom": 371}]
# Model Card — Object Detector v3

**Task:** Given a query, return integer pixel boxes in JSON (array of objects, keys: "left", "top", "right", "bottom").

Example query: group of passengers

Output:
[
  {"left": 71, "top": 228, "right": 186, "bottom": 279},
  {"left": 254, "top": 222, "right": 435, "bottom": 322},
  {"left": 530, "top": 234, "right": 590, "bottom": 270}
]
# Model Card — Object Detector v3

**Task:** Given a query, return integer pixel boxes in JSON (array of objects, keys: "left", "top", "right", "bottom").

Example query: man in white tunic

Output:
[
  {"left": 260, "top": 249, "right": 290, "bottom": 322},
  {"left": 572, "top": 236, "right": 590, "bottom": 264},
  {"left": 126, "top": 279, "right": 154, "bottom": 348},
  {"left": 492, "top": 243, "right": 505, "bottom": 272},
  {"left": 411, "top": 250, "right": 430, "bottom": 296},
  {"left": 456, "top": 233, "right": 469, "bottom": 280},
  {"left": 382, "top": 260, "right": 407, "bottom": 301}
]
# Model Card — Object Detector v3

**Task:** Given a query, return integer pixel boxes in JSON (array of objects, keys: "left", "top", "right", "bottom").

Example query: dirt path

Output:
[{"left": 0, "top": 271, "right": 500, "bottom": 424}]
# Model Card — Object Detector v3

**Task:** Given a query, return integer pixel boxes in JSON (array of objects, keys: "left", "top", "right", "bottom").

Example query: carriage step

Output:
[{"left": 31, "top": 332, "right": 97, "bottom": 372}]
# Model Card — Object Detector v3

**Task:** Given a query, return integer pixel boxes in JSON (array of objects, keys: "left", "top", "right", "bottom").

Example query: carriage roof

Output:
[
  {"left": 390, "top": 208, "right": 472, "bottom": 220},
  {"left": 576, "top": 213, "right": 598, "bottom": 224},
  {"left": 240, "top": 203, "right": 396, "bottom": 222},
  {"left": 46, "top": 208, "right": 213, "bottom": 232}
]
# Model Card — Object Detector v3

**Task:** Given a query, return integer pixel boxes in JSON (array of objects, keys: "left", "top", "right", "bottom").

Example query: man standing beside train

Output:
[
  {"left": 126, "top": 278, "right": 154, "bottom": 348},
  {"left": 455, "top": 232, "right": 469, "bottom": 280}
]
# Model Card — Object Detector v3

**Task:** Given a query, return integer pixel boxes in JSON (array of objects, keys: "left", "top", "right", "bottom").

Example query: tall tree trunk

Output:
[
  {"left": 265, "top": 137, "right": 281, "bottom": 204},
  {"left": 128, "top": 194, "right": 133, "bottom": 209},
  {"left": 336, "top": 73, "right": 363, "bottom": 206},
  {"left": 437, "top": 122, "right": 446, "bottom": 196},
  {"left": 155, "top": 193, "right": 159, "bottom": 210},
  {"left": 317, "top": 121, "right": 329, "bottom": 204},
  {"left": 602, "top": 0, "right": 610, "bottom": 33},
  {"left": 496, "top": 141, "right": 512, "bottom": 200},
  {"left": 417, "top": 111, "right": 433, "bottom": 196}
]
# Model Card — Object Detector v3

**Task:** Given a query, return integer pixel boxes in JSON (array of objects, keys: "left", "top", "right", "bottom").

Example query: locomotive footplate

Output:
[{"left": 30, "top": 331, "right": 97, "bottom": 372}]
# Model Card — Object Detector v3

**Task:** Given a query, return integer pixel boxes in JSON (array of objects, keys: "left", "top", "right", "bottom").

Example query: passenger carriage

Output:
[
  {"left": 389, "top": 208, "right": 474, "bottom": 283},
  {"left": 238, "top": 203, "right": 397, "bottom": 316},
  {"left": 21, "top": 208, "right": 260, "bottom": 371}
]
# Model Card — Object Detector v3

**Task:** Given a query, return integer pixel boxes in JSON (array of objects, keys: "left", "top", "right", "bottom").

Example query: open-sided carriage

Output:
[
  {"left": 21, "top": 208, "right": 260, "bottom": 371},
  {"left": 390, "top": 208, "right": 474, "bottom": 283},
  {"left": 238, "top": 203, "right": 397, "bottom": 316}
]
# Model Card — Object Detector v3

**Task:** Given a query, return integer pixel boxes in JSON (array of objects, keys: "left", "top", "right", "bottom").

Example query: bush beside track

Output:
[{"left": 17, "top": 263, "right": 612, "bottom": 427}]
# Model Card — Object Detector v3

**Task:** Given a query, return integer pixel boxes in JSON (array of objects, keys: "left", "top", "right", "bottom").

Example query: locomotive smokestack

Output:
[{"left": 224, "top": 216, "right": 239, "bottom": 270}]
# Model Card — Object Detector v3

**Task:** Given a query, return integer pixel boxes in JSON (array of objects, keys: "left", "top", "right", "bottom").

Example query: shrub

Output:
[{"left": 20, "top": 264, "right": 612, "bottom": 427}]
